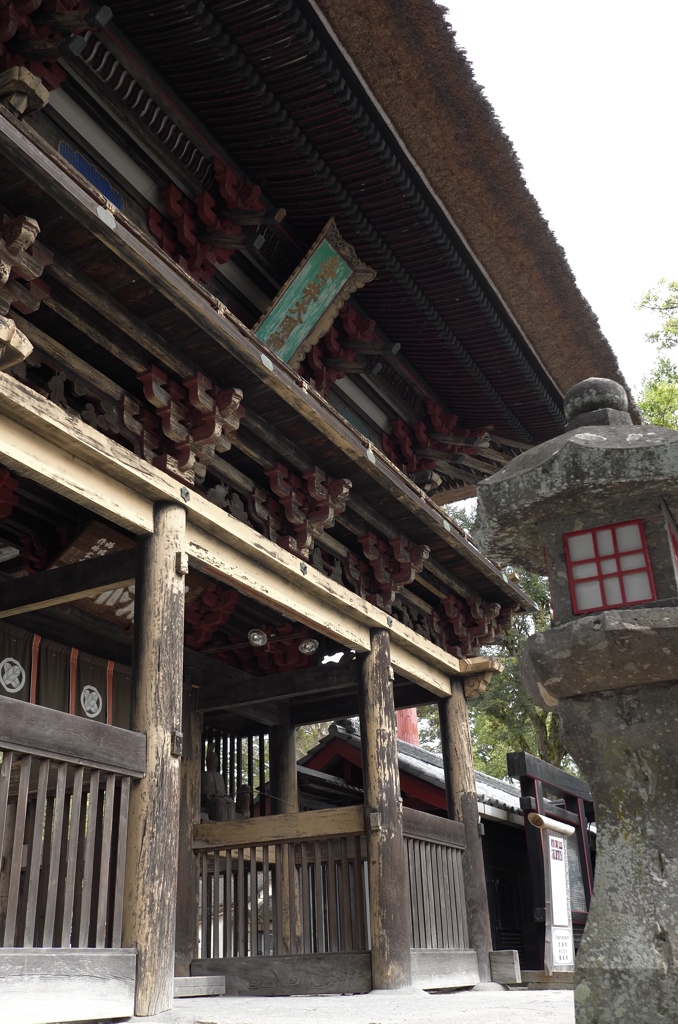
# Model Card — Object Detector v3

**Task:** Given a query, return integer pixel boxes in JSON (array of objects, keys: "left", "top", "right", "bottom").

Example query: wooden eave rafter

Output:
[
  {"left": 0, "top": 104, "right": 530, "bottom": 616},
  {"left": 102, "top": 0, "right": 569, "bottom": 443}
]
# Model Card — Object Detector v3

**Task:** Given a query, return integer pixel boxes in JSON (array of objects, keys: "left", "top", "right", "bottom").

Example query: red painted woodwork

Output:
[
  {"left": 396, "top": 707, "right": 419, "bottom": 746},
  {"left": 0, "top": 468, "right": 19, "bottom": 519}
]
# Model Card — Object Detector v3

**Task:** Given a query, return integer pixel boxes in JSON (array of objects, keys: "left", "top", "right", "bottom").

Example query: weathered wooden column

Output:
[
  {"left": 174, "top": 675, "right": 202, "bottom": 976},
  {"left": 123, "top": 502, "right": 187, "bottom": 1016},
  {"left": 439, "top": 680, "right": 493, "bottom": 981},
  {"left": 268, "top": 704, "right": 298, "bottom": 953},
  {"left": 268, "top": 704, "right": 298, "bottom": 815},
  {"left": 358, "top": 628, "right": 411, "bottom": 989}
]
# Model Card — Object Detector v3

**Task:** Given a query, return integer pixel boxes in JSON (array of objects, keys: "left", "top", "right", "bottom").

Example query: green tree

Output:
[
  {"left": 637, "top": 356, "right": 678, "bottom": 428},
  {"left": 638, "top": 279, "right": 678, "bottom": 350},
  {"left": 469, "top": 569, "right": 571, "bottom": 777},
  {"left": 417, "top": 502, "right": 572, "bottom": 776}
]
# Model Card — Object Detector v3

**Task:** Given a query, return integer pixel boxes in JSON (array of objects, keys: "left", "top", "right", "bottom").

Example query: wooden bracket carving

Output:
[
  {"left": 464, "top": 670, "right": 496, "bottom": 699},
  {"left": 0, "top": 314, "right": 32, "bottom": 370},
  {"left": 266, "top": 462, "right": 352, "bottom": 560},
  {"left": 358, "top": 530, "right": 430, "bottom": 609},
  {"left": 0, "top": 65, "right": 48, "bottom": 116},
  {"left": 0, "top": 213, "right": 52, "bottom": 317},
  {"left": 137, "top": 364, "right": 245, "bottom": 484},
  {"left": 0, "top": 0, "right": 110, "bottom": 94}
]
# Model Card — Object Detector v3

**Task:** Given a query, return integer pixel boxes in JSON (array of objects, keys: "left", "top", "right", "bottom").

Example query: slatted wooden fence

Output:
[
  {"left": 402, "top": 806, "right": 469, "bottom": 950},
  {"left": 0, "top": 696, "right": 146, "bottom": 1021},
  {"left": 0, "top": 697, "right": 145, "bottom": 950}
]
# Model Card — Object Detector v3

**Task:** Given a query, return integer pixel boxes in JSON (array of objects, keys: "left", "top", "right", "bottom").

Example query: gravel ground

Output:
[{"left": 136, "top": 987, "right": 575, "bottom": 1024}]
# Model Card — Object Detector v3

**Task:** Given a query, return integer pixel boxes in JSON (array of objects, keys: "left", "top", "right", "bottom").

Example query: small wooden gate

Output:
[
  {"left": 192, "top": 805, "right": 371, "bottom": 995},
  {"left": 0, "top": 695, "right": 146, "bottom": 1024},
  {"left": 403, "top": 807, "right": 479, "bottom": 989}
]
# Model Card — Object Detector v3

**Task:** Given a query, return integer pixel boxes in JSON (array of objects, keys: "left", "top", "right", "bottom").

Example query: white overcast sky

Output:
[{"left": 443, "top": 1, "right": 678, "bottom": 395}]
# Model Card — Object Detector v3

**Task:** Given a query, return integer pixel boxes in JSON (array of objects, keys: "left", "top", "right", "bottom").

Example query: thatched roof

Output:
[{"left": 312, "top": 0, "right": 629, "bottom": 403}]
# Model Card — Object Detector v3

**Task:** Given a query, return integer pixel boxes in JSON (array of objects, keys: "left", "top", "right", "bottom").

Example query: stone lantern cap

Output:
[{"left": 476, "top": 377, "right": 678, "bottom": 574}]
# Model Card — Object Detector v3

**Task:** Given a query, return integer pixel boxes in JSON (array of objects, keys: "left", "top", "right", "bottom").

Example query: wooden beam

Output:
[
  {"left": 0, "top": 375, "right": 480, "bottom": 692},
  {"left": 186, "top": 523, "right": 372, "bottom": 653},
  {"left": 198, "top": 660, "right": 360, "bottom": 713},
  {"left": 505, "top": 750, "right": 592, "bottom": 801},
  {"left": 0, "top": 693, "right": 146, "bottom": 777},
  {"left": 0, "top": 549, "right": 136, "bottom": 619}
]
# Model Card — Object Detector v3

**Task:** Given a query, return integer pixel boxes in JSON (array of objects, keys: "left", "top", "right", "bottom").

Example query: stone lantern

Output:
[{"left": 475, "top": 378, "right": 678, "bottom": 1024}]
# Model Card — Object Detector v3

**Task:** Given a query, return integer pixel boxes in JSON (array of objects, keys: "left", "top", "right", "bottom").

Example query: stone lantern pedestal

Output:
[{"left": 476, "top": 379, "right": 678, "bottom": 1024}]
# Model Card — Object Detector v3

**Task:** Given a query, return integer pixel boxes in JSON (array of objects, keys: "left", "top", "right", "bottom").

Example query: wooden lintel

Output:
[
  {"left": 198, "top": 660, "right": 360, "bottom": 713},
  {"left": 193, "top": 804, "right": 364, "bottom": 849},
  {"left": 0, "top": 548, "right": 136, "bottom": 619}
]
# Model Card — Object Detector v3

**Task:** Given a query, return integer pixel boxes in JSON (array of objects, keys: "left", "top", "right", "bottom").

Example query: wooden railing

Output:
[
  {"left": 193, "top": 805, "right": 368, "bottom": 958},
  {"left": 0, "top": 696, "right": 146, "bottom": 951},
  {"left": 402, "top": 806, "right": 468, "bottom": 950}
]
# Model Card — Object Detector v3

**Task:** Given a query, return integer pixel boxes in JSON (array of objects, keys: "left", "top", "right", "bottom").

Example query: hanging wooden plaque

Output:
[{"left": 254, "top": 218, "right": 375, "bottom": 368}]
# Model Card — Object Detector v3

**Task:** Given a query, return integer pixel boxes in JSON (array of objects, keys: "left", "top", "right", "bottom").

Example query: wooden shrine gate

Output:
[
  {"left": 0, "top": 694, "right": 146, "bottom": 1023},
  {"left": 191, "top": 804, "right": 477, "bottom": 995}
]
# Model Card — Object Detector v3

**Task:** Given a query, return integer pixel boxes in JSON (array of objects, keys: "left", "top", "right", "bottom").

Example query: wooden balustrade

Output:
[{"left": 193, "top": 805, "right": 368, "bottom": 959}]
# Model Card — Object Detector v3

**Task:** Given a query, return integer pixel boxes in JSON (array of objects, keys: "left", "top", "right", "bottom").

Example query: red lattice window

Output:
[{"left": 564, "top": 520, "right": 655, "bottom": 615}]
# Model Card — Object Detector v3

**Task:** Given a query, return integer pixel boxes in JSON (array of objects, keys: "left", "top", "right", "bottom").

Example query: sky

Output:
[{"left": 443, "top": 1, "right": 678, "bottom": 396}]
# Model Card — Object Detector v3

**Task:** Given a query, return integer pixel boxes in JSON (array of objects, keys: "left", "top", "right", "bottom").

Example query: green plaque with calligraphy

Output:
[{"left": 254, "top": 218, "right": 375, "bottom": 368}]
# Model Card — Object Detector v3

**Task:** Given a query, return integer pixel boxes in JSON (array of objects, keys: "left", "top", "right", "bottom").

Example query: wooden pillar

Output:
[
  {"left": 439, "top": 680, "right": 493, "bottom": 982},
  {"left": 268, "top": 704, "right": 298, "bottom": 815},
  {"left": 268, "top": 705, "right": 298, "bottom": 953},
  {"left": 174, "top": 677, "right": 202, "bottom": 976},
  {"left": 122, "top": 502, "right": 187, "bottom": 1016},
  {"left": 358, "top": 628, "right": 411, "bottom": 989}
]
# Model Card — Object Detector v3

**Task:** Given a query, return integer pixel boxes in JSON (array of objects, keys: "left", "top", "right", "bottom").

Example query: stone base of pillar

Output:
[{"left": 558, "top": 681, "right": 678, "bottom": 1024}]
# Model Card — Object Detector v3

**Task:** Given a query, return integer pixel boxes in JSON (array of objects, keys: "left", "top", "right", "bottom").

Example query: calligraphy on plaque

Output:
[{"left": 254, "top": 218, "right": 375, "bottom": 368}]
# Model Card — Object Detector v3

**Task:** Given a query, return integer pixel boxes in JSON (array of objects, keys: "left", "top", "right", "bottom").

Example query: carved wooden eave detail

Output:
[
  {"left": 0, "top": 213, "right": 53, "bottom": 371},
  {"left": 0, "top": 66, "right": 49, "bottom": 118},
  {"left": 463, "top": 668, "right": 499, "bottom": 699},
  {"left": 137, "top": 364, "right": 245, "bottom": 485},
  {"left": 0, "top": 314, "right": 32, "bottom": 371}
]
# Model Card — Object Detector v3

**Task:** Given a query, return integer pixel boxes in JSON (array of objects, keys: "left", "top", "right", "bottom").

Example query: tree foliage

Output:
[
  {"left": 469, "top": 570, "right": 571, "bottom": 777},
  {"left": 638, "top": 279, "right": 678, "bottom": 351},
  {"left": 417, "top": 502, "right": 573, "bottom": 777},
  {"left": 637, "top": 356, "right": 678, "bottom": 428}
]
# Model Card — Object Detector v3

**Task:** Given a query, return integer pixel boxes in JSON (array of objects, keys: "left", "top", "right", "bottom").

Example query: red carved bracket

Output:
[
  {"left": 0, "top": 467, "right": 19, "bottom": 518},
  {"left": 185, "top": 582, "right": 239, "bottom": 649},
  {"left": 0, "top": 1, "right": 108, "bottom": 94},
  {"left": 137, "top": 364, "right": 245, "bottom": 484},
  {"left": 266, "top": 462, "right": 351, "bottom": 560}
]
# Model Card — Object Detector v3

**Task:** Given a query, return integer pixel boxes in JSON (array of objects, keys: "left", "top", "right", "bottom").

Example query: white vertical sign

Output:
[{"left": 528, "top": 812, "right": 576, "bottom": 975}]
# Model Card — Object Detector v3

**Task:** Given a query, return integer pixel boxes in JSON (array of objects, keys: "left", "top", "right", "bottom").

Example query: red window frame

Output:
[
  {"left": 564, "top": 519, "right": 655, "bottom": 615},
  {"left": 667, "top": 517, "right": 678, "bottom": 575}
]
